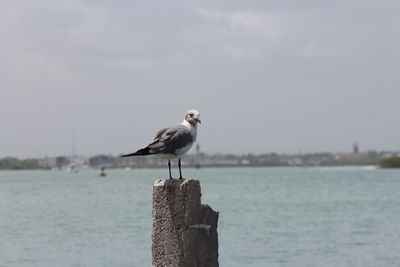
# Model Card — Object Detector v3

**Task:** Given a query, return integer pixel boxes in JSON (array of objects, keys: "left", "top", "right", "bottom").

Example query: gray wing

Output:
[
  {"left": 148, "top": 124, "right": 193, "bottom": 155},
  {"left": 153, "top": 127, "right": 169, "bottom": 141}
]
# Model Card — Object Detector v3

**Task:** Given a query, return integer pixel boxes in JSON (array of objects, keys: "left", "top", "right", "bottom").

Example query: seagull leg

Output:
[
  {"left": 178, "top": 158, "right": 182, "bottom": 179},
  {"left": 168, "top": 159, "right": 172, "bottom": 179}
]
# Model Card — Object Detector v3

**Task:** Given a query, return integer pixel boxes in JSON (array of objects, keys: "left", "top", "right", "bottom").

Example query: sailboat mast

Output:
[{"left": 72, "top": 129, "right": 76, "bottom": 162}]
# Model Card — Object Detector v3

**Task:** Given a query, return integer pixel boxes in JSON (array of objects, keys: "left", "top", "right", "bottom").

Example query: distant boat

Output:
[
  {"left": 67, "top": 129, "right": 81, "bottom": 173},
  {"left": 67, "top": 162, "right": 81, "bottom": 173}
]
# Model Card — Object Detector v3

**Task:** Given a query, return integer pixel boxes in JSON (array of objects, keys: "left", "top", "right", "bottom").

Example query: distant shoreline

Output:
[
  {"left": 0, "top": 164, "right": 383, "bottom": 171},
  {"left": 2, "top": 151, "right": 399, "bottom": 170}
]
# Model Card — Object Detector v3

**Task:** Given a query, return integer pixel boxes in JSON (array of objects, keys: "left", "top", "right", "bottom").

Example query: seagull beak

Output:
[{"left": 195, "top": 117, "right": 201, "bottom": 124}]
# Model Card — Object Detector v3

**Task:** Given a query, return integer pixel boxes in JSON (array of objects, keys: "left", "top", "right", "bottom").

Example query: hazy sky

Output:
[{"left": 1, "top": 0, "right": 399, "bottom": 158}]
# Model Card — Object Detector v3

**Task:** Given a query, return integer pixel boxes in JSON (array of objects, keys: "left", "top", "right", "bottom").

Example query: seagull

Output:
[{"left": 120, "top": 109, "right": 201, "bottom": 179}]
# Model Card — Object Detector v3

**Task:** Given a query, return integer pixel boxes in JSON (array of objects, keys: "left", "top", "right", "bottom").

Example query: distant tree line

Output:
[
  {"left": 379, "top": 157, "right": 400, "bottom": 168},
  {"left": 0, "top": 157, "right": 47, "bottom": 170},
  {"left": 2, "top": 150, "right": 399, "bottom": 170}
]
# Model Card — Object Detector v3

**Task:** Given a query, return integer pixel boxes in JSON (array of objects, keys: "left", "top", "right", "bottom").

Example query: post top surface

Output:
[{"left": 154, "top": 178, "right": 199, "bottom": 187}]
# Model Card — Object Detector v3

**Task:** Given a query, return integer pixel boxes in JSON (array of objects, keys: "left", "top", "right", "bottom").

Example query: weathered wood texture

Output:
[{"left": 152, "top": 179, "right": 219, "bottom": 267}]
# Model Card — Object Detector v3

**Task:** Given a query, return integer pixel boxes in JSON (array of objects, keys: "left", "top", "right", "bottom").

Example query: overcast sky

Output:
[{"left": 1, "top": 0, "right": 399, "bottom": 158}]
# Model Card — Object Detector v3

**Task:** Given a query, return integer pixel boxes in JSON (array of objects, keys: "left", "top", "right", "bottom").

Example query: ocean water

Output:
[{"left": 1, "top": 167, "right": 399, "bottom": 267}]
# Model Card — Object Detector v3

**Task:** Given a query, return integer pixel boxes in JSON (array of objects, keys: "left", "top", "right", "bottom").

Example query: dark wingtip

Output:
[
  {"left": 120, "top": 147, "right": 151, "bottom": 157},
  {"left": 120, "top": 153, "right": 135, "bottom": 157}
]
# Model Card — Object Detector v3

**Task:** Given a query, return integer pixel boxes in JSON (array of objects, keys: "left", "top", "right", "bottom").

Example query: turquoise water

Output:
[{"left": 1, "top": 167, "right": 399, "bottom": 266}]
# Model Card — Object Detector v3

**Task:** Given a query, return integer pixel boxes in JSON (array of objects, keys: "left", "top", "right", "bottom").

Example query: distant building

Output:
[
  {"left": 89, "top": 155, "right": 114, "bottom": 168},
  {"left": 353, "top": 143, "right": 359, "bottom": 154}
]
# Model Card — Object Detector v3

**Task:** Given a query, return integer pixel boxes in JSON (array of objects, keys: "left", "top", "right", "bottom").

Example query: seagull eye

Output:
[{"left": 189, "top": 114, "right": 194, "bottom": 117}]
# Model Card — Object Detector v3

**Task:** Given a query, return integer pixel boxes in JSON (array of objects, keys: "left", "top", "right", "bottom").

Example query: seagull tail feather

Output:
[{"left": 120, "top": 147, "right": 152, "bottom": 157}]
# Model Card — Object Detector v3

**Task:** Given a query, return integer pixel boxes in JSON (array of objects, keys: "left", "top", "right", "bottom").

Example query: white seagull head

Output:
[{"left": 184, "top": 109, "right": 201, "bottom": 126}]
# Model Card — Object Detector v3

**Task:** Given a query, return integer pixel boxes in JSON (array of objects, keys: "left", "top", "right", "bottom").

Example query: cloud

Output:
[
  {"left": 198, "top": 9, "right": 282, "bottom": 38},
  {"left": 299, "top": 42, "right": 335, "bottom": 59},
  {"left": 191, "top": 9, "right": 288, "bottom": 61},
  {"left": 1, "top": 0, "right": 400, "bottom": 157}
]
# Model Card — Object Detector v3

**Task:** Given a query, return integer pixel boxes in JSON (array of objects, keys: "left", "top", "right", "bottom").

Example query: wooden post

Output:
[{"left": 152, "top": 179, "right": 219, "bottom": 267}]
